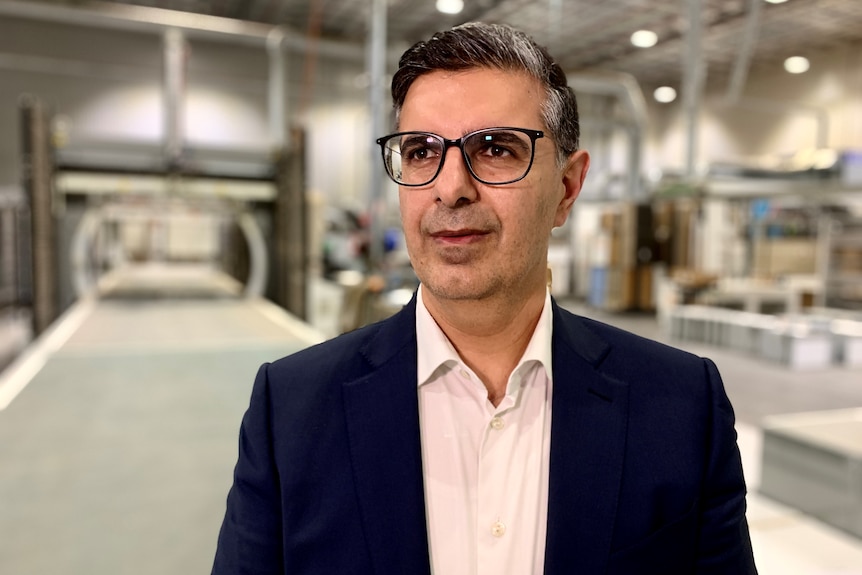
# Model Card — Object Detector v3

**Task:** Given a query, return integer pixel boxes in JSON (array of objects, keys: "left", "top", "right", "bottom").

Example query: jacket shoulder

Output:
[
  {"left": 556, "top": 306, "right": 702, "bottom": 364},
  {"left": 266, "top": 298, "right": 417, "bottom": 387}
]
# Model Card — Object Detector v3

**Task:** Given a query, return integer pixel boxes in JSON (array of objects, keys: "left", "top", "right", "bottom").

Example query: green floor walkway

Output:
[{"left": 0, "top": 294, "right": 322, "bottom": 575}]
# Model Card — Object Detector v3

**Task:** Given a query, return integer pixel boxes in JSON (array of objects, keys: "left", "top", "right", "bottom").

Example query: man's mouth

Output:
[{"left": 429, "top": 229, "right": 489, "bottom": 245}]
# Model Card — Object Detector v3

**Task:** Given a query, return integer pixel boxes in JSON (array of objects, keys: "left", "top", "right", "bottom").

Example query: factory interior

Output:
[{"left": 1, "top": 0, "right": 862, "bottom": 572}]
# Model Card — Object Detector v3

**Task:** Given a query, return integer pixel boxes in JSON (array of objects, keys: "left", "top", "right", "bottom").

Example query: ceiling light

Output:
[
  {"left": 784, "top": 56, "right": 810, "bottom": 74},
  {"left": 630, "top": 30, "right": 658, "bottom": 48},
  {"left": 764, "top": 0, "right": 788, "bottom": 4},
  {"left": 436, "top": 0, "right": 464, "bottom": 14},
  {"left": 653, "top": 86, "right": 677, "bottom": 103}
]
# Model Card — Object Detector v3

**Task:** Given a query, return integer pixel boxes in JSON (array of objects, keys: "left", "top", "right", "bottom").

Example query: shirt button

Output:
[
  {"left": 490, "top": 416, "right": 505, "bottom": 430},
  {"left": 491, "top": 520, "right": 506, "bottom": 537},
  {"left": 459, "top": 369, "right": 470, "bottom": 379}
]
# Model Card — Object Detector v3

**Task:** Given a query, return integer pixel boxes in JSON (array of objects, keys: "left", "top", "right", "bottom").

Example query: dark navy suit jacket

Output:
[{"left": 212, "top": 296, "right": 757, "bottom": 574}]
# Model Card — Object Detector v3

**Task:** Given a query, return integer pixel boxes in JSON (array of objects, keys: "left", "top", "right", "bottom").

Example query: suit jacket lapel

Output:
[
  {"left": 544, "top": 302, "right": 630, "bottom": 574},
  {"left": 341, "top": 297, "right": 432, "bottom": 575}
]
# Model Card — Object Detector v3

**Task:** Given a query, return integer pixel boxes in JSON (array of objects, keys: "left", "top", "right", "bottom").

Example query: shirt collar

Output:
[{"left": 415, "top": 284, "right": 554, "bottom": 388}]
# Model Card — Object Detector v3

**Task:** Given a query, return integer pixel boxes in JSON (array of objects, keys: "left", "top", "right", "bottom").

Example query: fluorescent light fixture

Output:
[
  {"left": 630, "top": 30, "right": 658, "bottom": 48},
  {"left": 436, "top": 0, "right": 464, "bottom": 14},
  {"left": 653, "top": 86, "right": 677, "bottom": 103},
  {"left": 784, "top": 56, "right": 810, "bottom": 74}
]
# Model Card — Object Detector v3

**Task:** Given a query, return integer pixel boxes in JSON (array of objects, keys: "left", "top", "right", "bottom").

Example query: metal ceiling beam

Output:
[
  {"left": 0, "top": 0, "right": 366, "bottom": 62},
  {"left": 0, "top": 0, "right": 270, "bottom": 44},
  {"left": 0, "top": 52, "right": 158, "bottom": 80}
]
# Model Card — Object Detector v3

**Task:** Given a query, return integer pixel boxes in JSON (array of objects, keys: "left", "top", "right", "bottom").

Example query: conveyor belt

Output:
[{"left": 0, "top": 271, "right": 324, "bottom": 575}]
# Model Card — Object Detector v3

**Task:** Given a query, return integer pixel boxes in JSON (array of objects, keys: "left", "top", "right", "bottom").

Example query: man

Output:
[{"left": 212, "top": 22, "right": 757, "bottom": 575}]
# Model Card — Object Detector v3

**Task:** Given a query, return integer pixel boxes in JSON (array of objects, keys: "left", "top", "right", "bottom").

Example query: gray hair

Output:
[{"left": 390, "top": 22, "right": 580, "bottom": 164}]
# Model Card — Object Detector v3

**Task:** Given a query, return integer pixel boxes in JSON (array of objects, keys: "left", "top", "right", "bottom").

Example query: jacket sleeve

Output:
[
  {"left": 696, "top": 358, "right": 758, "bottom": 574},
  {"left": 212, "top": 363, "right": 284, "bottom": 575}
]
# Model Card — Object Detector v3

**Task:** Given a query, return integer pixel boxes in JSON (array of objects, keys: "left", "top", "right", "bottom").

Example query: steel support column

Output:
[
  {"left": 682, "top": 0, "right": 706, "bottom": 181},
  {"left": 20, "top": 96, "right": 55, "bottom": 335},
  {"left": 163, "top": 28, "right": 187, "bottom": 170},
  {"left": 366, "top": 0, "right": 387, "bottom": 272},
  {"left": 275, "top": 128, "right": 308, "bottom": 318},
  {"left": 267, "top": 27, "right": 289, "bottom": 151}
]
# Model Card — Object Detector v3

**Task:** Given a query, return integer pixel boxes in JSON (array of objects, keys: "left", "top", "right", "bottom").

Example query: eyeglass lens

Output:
[{"left": 381, "top": 129, "right": 537, "bottom": 186}]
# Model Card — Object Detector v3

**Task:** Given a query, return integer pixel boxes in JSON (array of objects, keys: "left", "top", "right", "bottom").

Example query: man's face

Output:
[{"left": 397, "top": 67, "right": 589, "bottom": 305}]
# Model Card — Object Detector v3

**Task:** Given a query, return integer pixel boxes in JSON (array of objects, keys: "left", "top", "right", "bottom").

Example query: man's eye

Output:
[
  {"left": 486, "top": 145, "right": 513, "bottom": 158},
  {"left": 406, "top": 147, "right": 431, "bottom": 160},
  {"left": 476, "top": 142, "right": 526, "bottom": 162},
  {"left": 401, "top": 139, "right": 440, "bottom": 161},
  {"left": 470, "top": 132, "right": 530, "bottom": 161}
]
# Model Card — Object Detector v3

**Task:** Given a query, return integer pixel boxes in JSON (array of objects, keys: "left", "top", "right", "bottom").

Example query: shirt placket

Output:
[{"left": 475, "top": 395, "right": 516, "bottom": 575}]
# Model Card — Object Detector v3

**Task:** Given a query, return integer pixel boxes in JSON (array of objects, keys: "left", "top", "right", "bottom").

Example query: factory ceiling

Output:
[{"left": 8, "top": 0, "right": 862, "bottom": 91}]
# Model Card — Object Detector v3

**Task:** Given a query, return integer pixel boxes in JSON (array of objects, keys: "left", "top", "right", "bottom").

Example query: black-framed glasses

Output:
[{"left": 376, "top": 127, "right": 544, "bottom": 187}]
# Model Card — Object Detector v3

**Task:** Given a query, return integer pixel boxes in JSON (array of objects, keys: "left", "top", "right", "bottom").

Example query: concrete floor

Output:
[{"left": 0, "top": 284, "right": 861, "bottom": 574}]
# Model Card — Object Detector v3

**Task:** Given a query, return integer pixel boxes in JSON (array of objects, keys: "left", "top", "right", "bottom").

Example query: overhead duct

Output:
[
  {"left": 569, "top": 71, "right": 648, "bottom": 199},
  {"left": 718, "top": 0, "right": 830, "bottom": 151},
  {"left": 724, "top": 0, "right": 762, "bottom": 105}
]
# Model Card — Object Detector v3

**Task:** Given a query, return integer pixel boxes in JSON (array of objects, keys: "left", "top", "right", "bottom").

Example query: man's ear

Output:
[{"left": 554, "top": 149, "right": 590, "bottom": 228}]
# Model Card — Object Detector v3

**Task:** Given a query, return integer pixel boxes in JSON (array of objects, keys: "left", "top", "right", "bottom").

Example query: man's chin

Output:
[
  {"left": 431, "top": 245, "right": 484, "bottom": 266},
  {"left": 419, "top": 273, "right": 497, "bottom": 303}
]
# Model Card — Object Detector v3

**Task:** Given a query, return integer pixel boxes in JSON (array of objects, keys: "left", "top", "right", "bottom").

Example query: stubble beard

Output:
[{"left": 415, "top": 259, "right": 502, "bottom": 302}]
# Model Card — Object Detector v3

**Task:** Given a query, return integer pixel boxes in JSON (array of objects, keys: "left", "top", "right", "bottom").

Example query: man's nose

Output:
[{"left": 433, "top": 147, "right": 478, "bottom": 207}]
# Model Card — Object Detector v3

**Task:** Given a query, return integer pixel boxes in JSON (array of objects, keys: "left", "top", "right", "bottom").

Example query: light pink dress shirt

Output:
[{"left": 416, "top": 286, "right": 554, "bottom": 575}]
